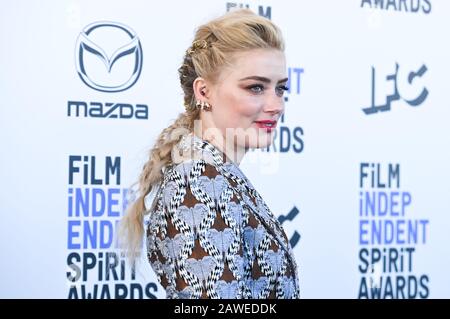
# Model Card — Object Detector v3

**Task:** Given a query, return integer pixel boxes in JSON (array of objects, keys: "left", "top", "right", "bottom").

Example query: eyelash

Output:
[{"left": 248, "top": 84, "right": 289, "bottom": 95}]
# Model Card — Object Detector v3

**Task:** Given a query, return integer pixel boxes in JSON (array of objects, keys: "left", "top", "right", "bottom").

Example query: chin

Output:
[
  {"left": 233, "top": 127, "right": 276, "bottom": 149},
  {"left": 246, "top": 131, "right": 275, "bottom": 149}
]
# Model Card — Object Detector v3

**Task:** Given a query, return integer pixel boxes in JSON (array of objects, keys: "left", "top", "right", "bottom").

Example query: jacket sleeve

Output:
[{"left": 146, "top": 160, "right": 245, "bottom": 299}]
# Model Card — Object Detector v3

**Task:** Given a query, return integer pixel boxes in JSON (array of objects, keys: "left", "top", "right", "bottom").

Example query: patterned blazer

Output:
[{"left": 145, "top": 133, "right": 300, "bottom": 299}]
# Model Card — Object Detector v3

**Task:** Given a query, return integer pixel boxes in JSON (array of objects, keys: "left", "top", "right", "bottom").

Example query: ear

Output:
[{"left": 192, "top": 77, "right": 211, "bottom": 100}]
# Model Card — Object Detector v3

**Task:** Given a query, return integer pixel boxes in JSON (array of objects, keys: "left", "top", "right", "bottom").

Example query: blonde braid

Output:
[{"left": 119, "top": 110, "right": 199, "bottom": 262}]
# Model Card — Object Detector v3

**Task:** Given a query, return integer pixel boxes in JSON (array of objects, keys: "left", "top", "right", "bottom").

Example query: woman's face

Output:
[{"left": 203, "top": 48, "right": 287, "bottom": 155}]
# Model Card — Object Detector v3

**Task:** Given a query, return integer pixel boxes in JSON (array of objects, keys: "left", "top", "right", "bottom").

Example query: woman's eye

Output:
[
  {"left": 248, "top": 84, "right": 264, "bottom": 93},
  {"left": 276, "top": 85, "right": 289, "bottom": 96}
]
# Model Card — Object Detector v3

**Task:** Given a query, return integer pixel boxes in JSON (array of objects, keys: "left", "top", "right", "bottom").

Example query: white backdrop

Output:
[{"left": 1, "top": 0, "right": 449, "bottom": 298}]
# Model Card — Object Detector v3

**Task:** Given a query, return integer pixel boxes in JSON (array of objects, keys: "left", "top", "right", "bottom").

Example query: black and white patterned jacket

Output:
[{"left": 145, "top": 133, "right": 300, "bottom": 299}]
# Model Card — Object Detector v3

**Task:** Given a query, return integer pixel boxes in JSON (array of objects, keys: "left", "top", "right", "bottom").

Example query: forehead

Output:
[{"left": 219, "top": 49, "right": 286, "bottom": 81}]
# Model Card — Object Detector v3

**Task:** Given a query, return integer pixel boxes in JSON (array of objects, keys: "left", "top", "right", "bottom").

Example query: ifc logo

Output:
[{"left": 75, "top": 21, "right": 143, "bottom": 92}]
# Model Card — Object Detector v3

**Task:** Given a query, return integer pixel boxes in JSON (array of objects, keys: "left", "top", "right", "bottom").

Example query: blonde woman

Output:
[{"left": 120, "top": 9, "right": 299, "bottom": 299}]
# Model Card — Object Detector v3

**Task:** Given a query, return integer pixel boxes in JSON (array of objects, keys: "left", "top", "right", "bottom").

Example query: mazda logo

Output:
[{"left": 75, "top": 21, "right": 143, "bottom": 92}]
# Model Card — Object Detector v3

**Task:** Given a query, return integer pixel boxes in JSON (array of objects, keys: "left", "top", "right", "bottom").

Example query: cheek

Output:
[
  {"left": 214, "top": 90, "right": 263, "bottom": 130},
  {"left": 230, "top": 95, "right": 263, "bottom": 120}
]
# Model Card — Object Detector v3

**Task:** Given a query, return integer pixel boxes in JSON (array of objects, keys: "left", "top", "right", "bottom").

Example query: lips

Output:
[{"left": 254, "top": 120, "right": 277, "bottom": 131}]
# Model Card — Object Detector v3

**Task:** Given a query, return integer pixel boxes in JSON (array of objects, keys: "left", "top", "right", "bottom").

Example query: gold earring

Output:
[
  {"left": 202, "top": 101, "right": 212, "bottom": 111},
  {"left": 195, "top": 100, "right": 212, "bottom": 111}
]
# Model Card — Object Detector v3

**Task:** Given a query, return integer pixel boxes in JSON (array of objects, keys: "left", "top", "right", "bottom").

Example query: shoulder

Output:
[
  {"left": 169, "top": 159, "right": 222, "bottom": 181},
  {"left": 163, "top": 159, "right": 229, "bottom": 203},
  {"left": 142, "top": 160, "right": 215, "bottom": 214}
]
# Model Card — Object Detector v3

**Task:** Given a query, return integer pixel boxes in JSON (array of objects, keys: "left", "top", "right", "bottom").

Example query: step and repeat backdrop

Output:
[{"left": 1, "top": 0, "right": 449, "bottom": 298}]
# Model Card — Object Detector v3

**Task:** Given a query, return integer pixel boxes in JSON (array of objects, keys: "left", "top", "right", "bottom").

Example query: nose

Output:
[{"left": 263, "top": 91, "right": 285, "bottom": 117}]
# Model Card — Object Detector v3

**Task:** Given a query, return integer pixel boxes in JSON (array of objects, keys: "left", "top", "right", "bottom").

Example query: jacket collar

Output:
[{"left": 172, "top": 132, "right": 232, "bottom": 167}]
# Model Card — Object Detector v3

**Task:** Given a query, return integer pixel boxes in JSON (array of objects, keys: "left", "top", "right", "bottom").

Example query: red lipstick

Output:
[{"left": 254, "top": 120, "right": 277, "bottom": 132}]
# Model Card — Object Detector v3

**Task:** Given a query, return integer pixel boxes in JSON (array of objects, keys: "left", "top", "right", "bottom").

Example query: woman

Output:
[{"left": 120, "top": 8, "right": 300, "bottom": 299}]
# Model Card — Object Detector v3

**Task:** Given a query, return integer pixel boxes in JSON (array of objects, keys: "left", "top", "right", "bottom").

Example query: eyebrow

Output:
[{"left": 239, "top": 76, "right": 288, "bottom": 84}]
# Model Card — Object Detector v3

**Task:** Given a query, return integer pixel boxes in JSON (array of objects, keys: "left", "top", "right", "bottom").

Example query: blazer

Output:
[{"left": 145, "top": 132, "right": 300, "bottom": 299}]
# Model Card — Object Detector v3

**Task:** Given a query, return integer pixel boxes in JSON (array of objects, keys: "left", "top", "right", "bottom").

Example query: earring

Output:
[
  {"left": 195, "top": 100, "right": 212, "bottom": 111},
  {"left": 202, "top": 101, "right": 212, "bottom": 111}
]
